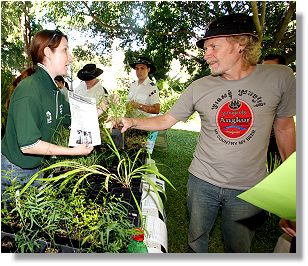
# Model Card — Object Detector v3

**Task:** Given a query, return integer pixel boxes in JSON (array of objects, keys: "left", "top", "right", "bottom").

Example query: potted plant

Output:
[
  {"left": 100, "top": 92, "right": 127, "bottom": 150},
  {"left": 102, "top": 127, "right": 175, "bottom": 225}
]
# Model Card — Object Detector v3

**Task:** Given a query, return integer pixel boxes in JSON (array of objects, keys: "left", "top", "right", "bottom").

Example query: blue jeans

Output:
[
  {"left": 1, "top": 154, "right": 41, "bottom": 195},
  {"left": 187, "top": 173, "right": 265, "bottom": 253}
]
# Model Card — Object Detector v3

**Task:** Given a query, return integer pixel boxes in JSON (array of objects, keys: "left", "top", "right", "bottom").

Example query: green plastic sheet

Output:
[{"left": 238, "top": 152, "right": 296, "bottom": 221}]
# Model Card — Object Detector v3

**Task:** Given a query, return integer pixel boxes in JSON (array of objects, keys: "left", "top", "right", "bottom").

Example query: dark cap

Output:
[
  {"left": 196, "top": 13, "right": 258, "bottom": 49},
  {"left": 77, "top": 64, "right": 103, "bottom": 81},
  {"left": 130, "top": 56, "right": 156, "bottom": 74}
]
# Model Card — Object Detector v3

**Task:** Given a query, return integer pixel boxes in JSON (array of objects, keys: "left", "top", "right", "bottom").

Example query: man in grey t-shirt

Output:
[{"left": 117, "top": 13, "right": 296, "bottom": 252}]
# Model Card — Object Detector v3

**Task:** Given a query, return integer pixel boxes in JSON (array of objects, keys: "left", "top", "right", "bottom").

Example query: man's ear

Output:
[{"left": 238, "top": 43, "right": 245, "bottom": 54}]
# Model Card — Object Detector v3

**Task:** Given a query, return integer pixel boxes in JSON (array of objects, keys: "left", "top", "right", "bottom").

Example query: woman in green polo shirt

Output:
[{"left": 1, "top": 29, "right": 94, "bottom": 194}]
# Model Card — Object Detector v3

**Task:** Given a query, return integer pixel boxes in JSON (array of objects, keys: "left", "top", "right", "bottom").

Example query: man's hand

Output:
[
  {"left": 127, "top": 100, "right": 140, "bottom": 109},
  {"left": 112, "top": 117, "right": 134, "bottom": 133},
  {"left": 279, "top": 218, "right": 296, "bottom": 237}
]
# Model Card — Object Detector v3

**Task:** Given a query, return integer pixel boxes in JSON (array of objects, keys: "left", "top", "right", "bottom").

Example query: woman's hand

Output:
[
  {"left": 97, "top": 98, "right": 109, "bottom": 116},
  {"left": 110, "top": 94, "right": 120, "bottom": 104},
  {"left": 72, "top": 144, "right": 94, "bottom": 156}
]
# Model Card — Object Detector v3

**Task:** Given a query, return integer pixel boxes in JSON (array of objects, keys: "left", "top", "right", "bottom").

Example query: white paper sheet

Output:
[{"left": 68, "top": 92, "right": 101, "bottom": 146}]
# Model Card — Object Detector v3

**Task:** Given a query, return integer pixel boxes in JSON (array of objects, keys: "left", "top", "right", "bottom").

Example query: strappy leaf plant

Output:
[
  {"left": 103, "top": 127, "right": 176, "bottom": 220},
  {"left": 19, "top": 161, "right": 113, "bottom": 197}
]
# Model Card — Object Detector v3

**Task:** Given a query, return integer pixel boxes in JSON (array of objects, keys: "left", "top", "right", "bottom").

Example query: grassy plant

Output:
[
  {"left": 103, "top": 127, "right": 176, "bottom": 228},
  {"left": 267, "top": 151, "right": 282, "bottom": 173},
  {"left": 103, "top": 127, "right": 175, "bottom": 189},
  {"left": 7, "top": 185, "right": 72, "bottom": 252},
  {"left": 106, "top": 92, "right": 127, "bottom": 126},
  {"left": 19, "top": 161, "right": 113, "bottom": 197}
]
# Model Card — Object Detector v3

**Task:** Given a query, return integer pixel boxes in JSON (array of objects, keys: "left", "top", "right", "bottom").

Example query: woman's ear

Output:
[{"left": 44, "top": 46, "right": 52, "bottom": 59}]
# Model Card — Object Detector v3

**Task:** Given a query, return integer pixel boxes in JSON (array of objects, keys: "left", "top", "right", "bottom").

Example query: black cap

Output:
[
  {"left": 77, "top": 64, "right": 103, "bottom": 81},
  {"left": 129, "top": 56, "right": 156, "bottom": 74},
  {"left": 196, "top": 14, "right": 258, "bottom": 49}
]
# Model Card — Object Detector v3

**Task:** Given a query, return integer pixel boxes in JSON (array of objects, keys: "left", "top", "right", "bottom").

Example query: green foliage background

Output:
[{"left": 1, "top": 1, "right": 296, "bottom": 132}]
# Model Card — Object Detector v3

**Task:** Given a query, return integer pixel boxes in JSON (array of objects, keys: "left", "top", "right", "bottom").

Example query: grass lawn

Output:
[{"left": 152, "top": 128, "right": 282, "bottom": 253}]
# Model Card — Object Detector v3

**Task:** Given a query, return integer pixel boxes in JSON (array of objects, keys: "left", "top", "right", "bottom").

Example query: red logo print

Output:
[{"left": 216, "top": 99, "right": 253, "bottom": 139}]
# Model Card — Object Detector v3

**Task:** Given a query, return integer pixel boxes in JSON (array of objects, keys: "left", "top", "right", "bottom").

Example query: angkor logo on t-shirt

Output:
[{"left": 216, "top": 99, "right": 253, "bottom": 139}]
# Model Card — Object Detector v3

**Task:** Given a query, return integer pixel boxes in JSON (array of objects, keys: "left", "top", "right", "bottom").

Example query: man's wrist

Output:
[{"left": 131, "top": 118, "right": 137, "bottom": 128}]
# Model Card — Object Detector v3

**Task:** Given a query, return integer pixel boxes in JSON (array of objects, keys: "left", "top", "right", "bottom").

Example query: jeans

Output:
[
  {"left": 187, "top": 173, "right": 266, "bottom": 253},
  {"left": 1, "top": 154, "right": 41, "bottom": 195}
]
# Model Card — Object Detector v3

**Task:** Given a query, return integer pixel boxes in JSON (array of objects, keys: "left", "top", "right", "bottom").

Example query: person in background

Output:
[
  {"left": 126, "top": 56, "right": 161, "bottom": 153},
  {"left": 127, "top": 56, "right": 160, "bottom": 118},
  {"left": 55, "top": 75, "right": 71, "bottom": 102},
  {"left": 1, "top": 29, "right": 94, "bottom": 194},
  {"left": 274, "top": 218, "right": 296, "bottom": 253},
  {"left": 262, "top": 54, "right": 288, "bottom": 173},
  {"left": 262, "top": 54, "right": 286, "bottom": 65},
  {"left": 75, "top": 63, "right": 109, "bottom": 106},
  {"left": 116, "top": 13, "right": 296, "bottom": 253}
]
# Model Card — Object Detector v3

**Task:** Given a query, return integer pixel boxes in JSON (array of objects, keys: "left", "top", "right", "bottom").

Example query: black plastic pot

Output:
[
  {"left": 1, "top": 232, "right": 17, "bottom": 253},
  {"left": 111, "top": 128, "right": 124, "bottom": 149},
  {"left": 1, "top": 231, "right": 47, "bottom": 253}
]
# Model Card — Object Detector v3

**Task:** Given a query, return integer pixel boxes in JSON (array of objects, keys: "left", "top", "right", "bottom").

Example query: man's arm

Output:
[
  {"left": 119, "top": 113, "right": 178, "bottom": 133},
  {"left": 129, "top": 100, "right": 160, "bottom": 114},
  {"left": 274, "top": 117, "right": 296, "bottom": 161}
]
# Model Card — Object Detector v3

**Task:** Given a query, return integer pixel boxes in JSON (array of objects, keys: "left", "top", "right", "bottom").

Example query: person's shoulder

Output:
[
  {"left": 258, "top": 64, "right": 294, "bottom": 76},
  {"left": 75, "top": 81, "right": 86, "bottom": 90},
  {"left": 12, "top": 77, "right": 42, "bottom": 102},
  {"left": 258, "top": 63, "right": 290, "bottom": 70},
  {"left": 16, "top": 73, "right": 42, "bottom": 92},
  {"left": 144, "top": 77, "right": 156, "bottom": 87},
  {"left": 189, "top": 75, "right": 216, "bottom": 86}
]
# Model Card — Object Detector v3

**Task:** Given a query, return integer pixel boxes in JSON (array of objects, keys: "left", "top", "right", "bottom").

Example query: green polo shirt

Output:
[{"left": 1, "top": 66, "right": 71, "bottom": 169}]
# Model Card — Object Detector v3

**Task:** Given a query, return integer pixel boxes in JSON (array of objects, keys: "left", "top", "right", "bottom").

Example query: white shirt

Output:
[
  {"left": 128, "top": 77, "right": 160, "bottom": 117},
  {"left": 75, "top": 80, "right": 108, "bottom": 105}
]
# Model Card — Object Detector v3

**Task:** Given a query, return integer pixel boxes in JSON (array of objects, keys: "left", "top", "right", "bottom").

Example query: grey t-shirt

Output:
[{"left": 168, "top": 64, "right": 295, "bottom": 189}]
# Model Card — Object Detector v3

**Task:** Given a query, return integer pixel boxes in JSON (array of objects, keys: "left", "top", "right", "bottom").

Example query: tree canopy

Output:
[{"left": 1, "top": 1, "right": 296, "bottom": 81}]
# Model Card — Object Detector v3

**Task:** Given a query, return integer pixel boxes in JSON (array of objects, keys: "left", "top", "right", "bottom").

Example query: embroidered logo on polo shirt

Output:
[
  {"left": 59, "top": 104, "right": 63, "bottom": 115},
  {"left": 216, "top": 99, "right": 253, "bottom": 139},
  {"left": 149, "top": 90, "right": 157, "bottom": 97},
  {"left": 46, "top": 111, "right": 52, "bottom": 124}
]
